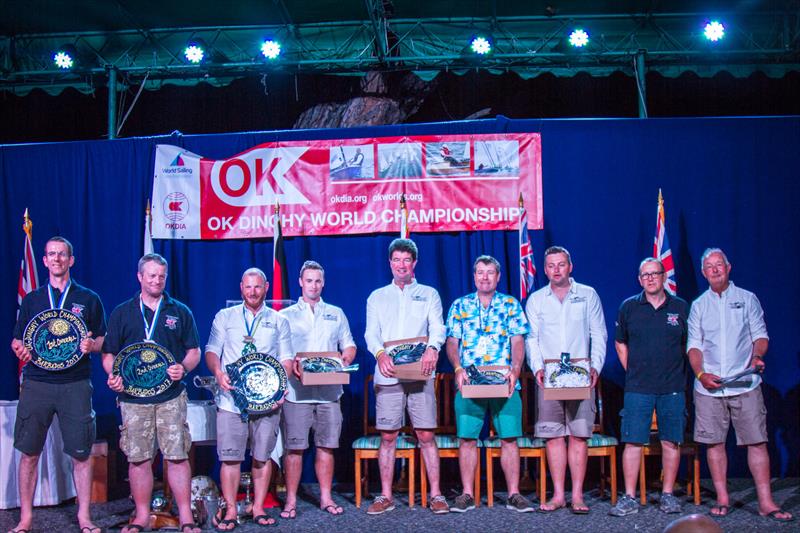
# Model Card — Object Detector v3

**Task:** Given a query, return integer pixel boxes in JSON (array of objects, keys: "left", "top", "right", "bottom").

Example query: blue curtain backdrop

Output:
[{"left": 1, "top": 116, "right": 798, "bottom": 480}]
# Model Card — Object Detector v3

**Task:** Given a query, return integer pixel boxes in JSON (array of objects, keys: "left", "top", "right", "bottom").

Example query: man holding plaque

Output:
[
  {"left": 687, "top": 248, "right": 792, "bottom": 522},
  {"left": 364, "top": 238, "right": 448, "bottom": 514},
  {"left": 279, "top": 260, "right": 356, "bottom": 518},
  {"left": 445, "top": 255, "right": 532, "bottom": 513},
  {"left": 10, "top": 236, "right": 106, "bottom": 533},
  {"left": 102, "top": 253, "right": 201, "bottom": 533},
  {"left": 205, "top": 267, "right": 293, "bottom": 529},
  {"left": 609, "top": 258, "right": 689, "bottom": 517},
  {"left": 526, "top": 246, "right": 607, "bottom": 514}
]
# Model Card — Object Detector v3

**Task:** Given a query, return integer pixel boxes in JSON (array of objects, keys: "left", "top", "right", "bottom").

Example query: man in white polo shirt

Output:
[
  {"left": 279, "top": 260, "right": 356, "bottom": 518},
  {"left": 364, "top": 238, "right": 448, "bottom": 515},
  {"left": 688, "top": 248, "right": 792, "bottom": 522},
  {"left": 204, "top": 267, "right": 293, "bottom": 529}
]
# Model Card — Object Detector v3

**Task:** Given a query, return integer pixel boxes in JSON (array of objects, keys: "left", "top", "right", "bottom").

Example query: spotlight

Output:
[
  {"left": 260, "top": 39, "right": 282, "bottom": 60},
  {"left": 52, "top": 44, "right": 78, "bottom": 69},
  {"left": 470, "top": 36, "right": 492, "bottom": 55},
  {"left": 184, "top": 43, "right": 205, "bottom": 64},
  {"left": 704, "top": 21, "right": 725, "bottom": 42},
  {"left": 568, "top": 29, "right": 589, "bottom": 48}
]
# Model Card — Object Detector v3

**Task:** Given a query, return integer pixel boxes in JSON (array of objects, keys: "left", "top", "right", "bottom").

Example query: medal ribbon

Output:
[
  {"left": 242, "top": 306, "right": 263, "bottom": 355},
  {"left": 140, "top": 296, "right": 163, "bottom": 342},
  {"left": 48, "top": 280, "right": 72, "bottom": 309}
]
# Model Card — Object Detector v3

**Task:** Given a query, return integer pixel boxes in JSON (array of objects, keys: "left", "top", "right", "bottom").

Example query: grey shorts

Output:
[
  {"left": 216, "top": 408, "right": 280, "bottom": 463},
  {"left": 120, "top": 390, "right": 191, "bottom": 462},
  {"left": 693, "top": 387, "right": 768, "bottom": 445},
  {"left": 534, "top": 386, "right": 596, "bottom": 439},
  {"left": 14, "top": 379, "right": 96, "bottom": 460},
  {"left": 375, "top": 379, "right": 437, "bottom": 431},
  {"left": 281, "top": 400, "right": 342, "bottom": 450}
]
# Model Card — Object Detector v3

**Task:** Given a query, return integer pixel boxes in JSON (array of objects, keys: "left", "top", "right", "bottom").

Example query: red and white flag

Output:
[
  {"left": 17, "top": 209, "right": 39, "bottom": 376},
  {"left": 653, "top": 189, "right": 677, "bottom": 294}
]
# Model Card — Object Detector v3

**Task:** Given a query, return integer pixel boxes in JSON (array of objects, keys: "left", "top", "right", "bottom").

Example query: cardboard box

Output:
[
  {"left": 461, "top": 365, "right": 511, "bottom": 398},
  {"left": 384, "top": 336, "right": 430, "bottom": 381},
  {"left": 297, "top": 352, "right": 350, "bottom": 385},
  {"left": 542, "top": 357, "right": 592, "bottom": 401}
]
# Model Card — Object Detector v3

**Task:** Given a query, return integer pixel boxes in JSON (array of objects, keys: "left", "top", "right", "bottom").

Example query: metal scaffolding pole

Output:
[
  {"left": 107, "top": 67, "right": 117, "bottom": 139},
  {"left": 636, "top": 50, "right": 647, "bottom": 118}
]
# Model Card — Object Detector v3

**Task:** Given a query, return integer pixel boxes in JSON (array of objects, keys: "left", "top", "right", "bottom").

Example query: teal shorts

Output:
[{"left": 455, "top": 390, "right": 522, "bottom": 439}]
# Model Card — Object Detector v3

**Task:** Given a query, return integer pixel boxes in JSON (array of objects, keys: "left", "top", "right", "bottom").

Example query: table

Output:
[{"left": 0, "top": 400, "right": 76, "bottom": 509}]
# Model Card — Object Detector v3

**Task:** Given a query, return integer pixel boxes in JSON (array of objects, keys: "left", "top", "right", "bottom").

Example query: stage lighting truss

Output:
[{"left": 1, "top": 9, "right": 798, "bottom": 94}]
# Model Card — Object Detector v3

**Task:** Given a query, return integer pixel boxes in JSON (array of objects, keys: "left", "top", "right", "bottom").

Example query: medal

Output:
[{"left": 47, "top": 281, "right": 72, "bottom": 310}]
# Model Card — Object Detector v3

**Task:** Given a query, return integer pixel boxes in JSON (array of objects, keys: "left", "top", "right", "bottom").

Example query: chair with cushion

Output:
[
  {"left": 638, "top": 410, "right": 701, "bottom": 505},
  {"left": 484, "top": 371, "right": 547, "bottom": 506},
  {"left": 419, "top": 373, "right": 480, "bottom": 508},
  {"left": 587, "top": 380, "right": 618, "bottom": 504},
  {"left": 352, "top": 374, "right": 417, "bottom": 508}
]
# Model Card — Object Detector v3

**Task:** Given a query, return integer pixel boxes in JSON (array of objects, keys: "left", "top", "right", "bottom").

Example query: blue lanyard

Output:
[
  {"left": 48, "top": 280, "right": 72, "bottom": 309},
  {"left": 140, "top": 296, "right": 163, "bottom": 342}
]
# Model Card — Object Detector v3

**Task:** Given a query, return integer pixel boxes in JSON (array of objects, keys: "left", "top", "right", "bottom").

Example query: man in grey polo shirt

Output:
[
  {"left": 364, "top": 238, "right": 448, "bottom": 515},
  {"left": 205, "top": 267, "right": 293, "bottom": 529},
  {"left": 526, "top": 246, "right": 607, "bottom": 514},
  {"left": 279, "top": 260, "right": 356, "bottom": 518},
  {"left": 688, "top": 248, "right": 792, "bottom": 522}
]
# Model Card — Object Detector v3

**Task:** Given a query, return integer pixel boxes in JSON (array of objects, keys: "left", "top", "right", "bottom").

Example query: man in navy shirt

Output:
[
  {"left": 102, "top": 253, "right": 201, "bottom": 533},
  {"left": 609, "top": 258, "right": 689, "bottom": 517},
  {"left": 10, "top": 236, "right": 106, "bottom": 533}
]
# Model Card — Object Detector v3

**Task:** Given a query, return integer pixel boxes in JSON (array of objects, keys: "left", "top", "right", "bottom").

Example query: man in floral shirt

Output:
[{"left": 445, "top": 255, "right": 532, "bottom": 513}]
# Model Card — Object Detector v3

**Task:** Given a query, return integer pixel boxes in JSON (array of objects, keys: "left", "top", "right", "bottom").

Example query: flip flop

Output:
[
  {"left": 279, "top": 507, "right": 296, "bottom": 519},
  {"left": 180, "top": 524, "right": 202, "bottom": 533},
  {"left": 253, "top": 514, "right": 277, "bottom": 527},
  {"left": 8, "top": 529, "right": 32, "bottom": 533},
  {"left": 536, "top": 501, "right": 567, "bottom": 513},
  {"left": 709, "top": 504, "right": 731, "bottom": 517},
  {"left": 570, "top": 503, "right": 590, "bottom": 515},
  {"left": 214, "top": 515, "right": 237, "bottom": 532},
  {"left": 80, "top": 528, "right": 102, "bottom": 533},
  {"left": 761, "top": 509, "right": 794, "bottom": 522},
  {"left": 322, "top": 504, "right": 344, "bottom": 515},
  {"left": 121, "top": 525, "right": 146, "bottom": 533}
]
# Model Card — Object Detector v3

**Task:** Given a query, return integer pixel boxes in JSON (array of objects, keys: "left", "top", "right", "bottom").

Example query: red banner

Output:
[{"left": 151, "top": 133, "right": 542, "bottom": 239}]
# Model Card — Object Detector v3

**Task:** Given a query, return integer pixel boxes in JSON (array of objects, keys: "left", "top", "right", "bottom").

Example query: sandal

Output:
[
  {"left": 180, "top": 524, "right": 201, "bottom": 533},
  {"left": 570, "top": 502, "right": 590, "bottom": 515},
  {"left": 322, "top": 504, "right": 344, "bottom": 515},
  {"left": 537, "top": 501, "right": 567, "bottom": 513},
  {"left": 253, "top": 514, "right": 277, "bottom": 527},
  {"left": 709, "top": 504, "right": 731, "bottom": 517},
  {"left": 279, "top": 507, "right": 296, "bottom": 519},
  {"left": 761, "top": 509, "right": 794, "bottom": 522}
]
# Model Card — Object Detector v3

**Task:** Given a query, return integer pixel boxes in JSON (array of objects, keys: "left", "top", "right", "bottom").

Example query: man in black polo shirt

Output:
[
  {"left": 609, "top": 257, "right": 689, "bottom": 517},
  {"left": 102, "top": 253, "right": 201, "bottom": 533},
  {"left": 10, "top": 236, "right": 106, "bottom": 533}
]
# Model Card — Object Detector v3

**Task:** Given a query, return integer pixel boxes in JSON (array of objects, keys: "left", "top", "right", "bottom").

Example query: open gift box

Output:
[
  {"left": 461, "top": 365, "right": 512, "bottom": 398},
  {"left": 542, "top": 356, "right": 591, "bottom": 401},
  {"left": 297, "top": 352, "right": 350, "bottom": 385}
]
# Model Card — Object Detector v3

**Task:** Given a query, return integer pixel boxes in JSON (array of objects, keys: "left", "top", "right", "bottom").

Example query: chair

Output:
[
  {"left": 638, "top": 410, "right": 701, "bottom": 505},
  {"left": 352, "top": 374, "right": 417, "bottom": 508},
  {"left": 419, "top": 373, "right": 480, "bottom": 508},
  {"left": 484, "top": 371, "right": 547, "bottom": 506},
  {"left": 587, "top": 380, "right": 619, "bottom": 504}
]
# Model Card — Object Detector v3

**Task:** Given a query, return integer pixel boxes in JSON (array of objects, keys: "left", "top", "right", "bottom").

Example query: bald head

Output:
[{"left": 662, "top": 514, "right": 723, "bottom": 533}]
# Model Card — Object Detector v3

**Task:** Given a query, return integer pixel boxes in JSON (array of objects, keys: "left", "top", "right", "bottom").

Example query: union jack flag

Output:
[
  {"left": 519, "top": 199, "right": 536, "bottom": 300},
  {"left": 653, "top": 189, "right": 677, "bottom": 294}
]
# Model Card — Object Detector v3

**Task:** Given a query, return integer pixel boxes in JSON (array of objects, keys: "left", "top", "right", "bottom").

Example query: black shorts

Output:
[{"left": 14, "top": 379, "right": 96, "bottom": 460}]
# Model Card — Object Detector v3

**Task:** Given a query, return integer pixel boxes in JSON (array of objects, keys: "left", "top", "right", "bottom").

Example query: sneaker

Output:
[
  {"left": 451, "top": 493, "right": 475, "bottom": 513},
  {"left": 608, "top": 494, "right": 640, "bottom": 517},
  {"left": 429, "top": 495, "right": 450, "bottom": 514},
  {"left": 659, "top": 492, "right": 682, "bottom": 514},
  {"left": 367, "top": 495, "right": 396, "bottom": 515},
  {"left": 506, "top": 493, "right": 534, "bottom": 513}
]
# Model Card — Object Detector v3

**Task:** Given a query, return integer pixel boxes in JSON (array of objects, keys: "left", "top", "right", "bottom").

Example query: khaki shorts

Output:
[
  {"left": 375, "top": 379, "right": 437, "bottom": 431},
  {"left": 216, "top": 408, "right": 280, "bottom": 463},
  {"left": 120, "top": 391, "right": 191, "bottom": 462},
  {"left": 693, "top": 387, "right": 768, "bottom": 445},
  {"left": 281, "top": 401, "right": 342, "bottom": 450},
  {"left": 535, "top": 387, "right": 596, "bottom": 439}
]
